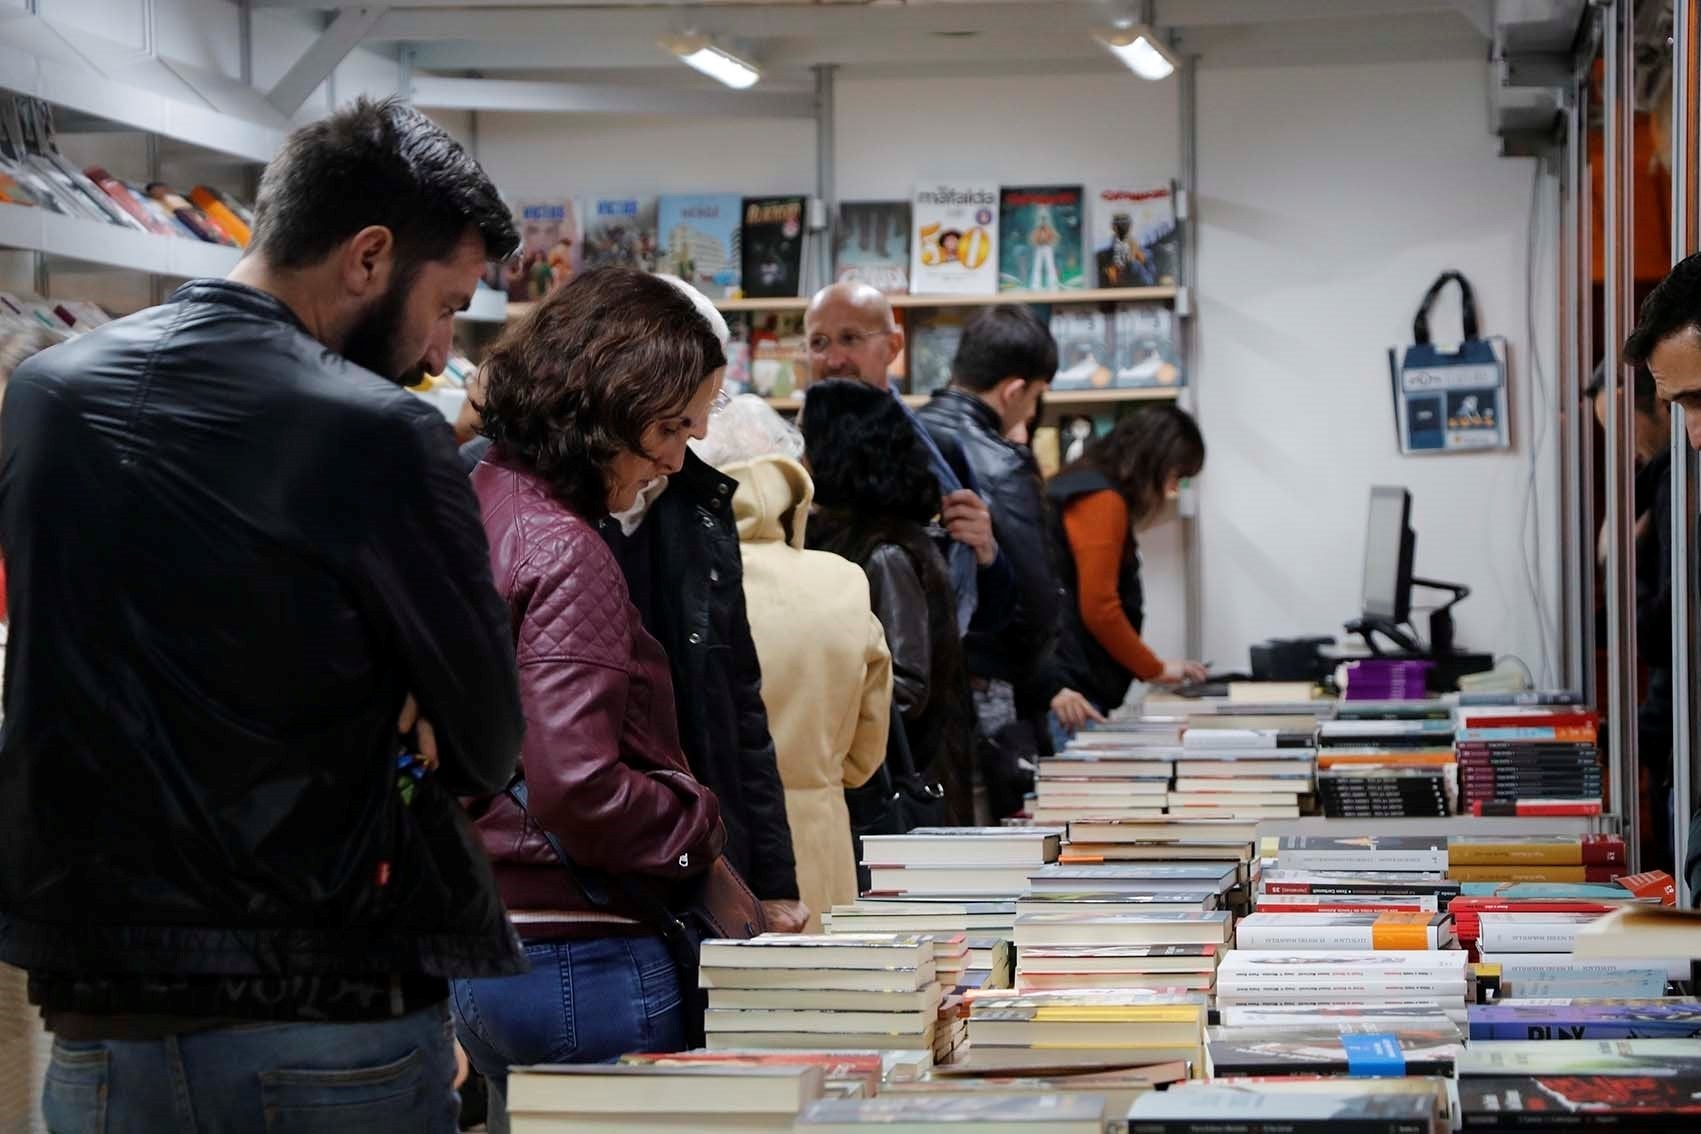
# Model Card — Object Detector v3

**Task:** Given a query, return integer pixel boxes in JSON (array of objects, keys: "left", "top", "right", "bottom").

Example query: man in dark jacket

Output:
[
  {"left": 917, "top": 307, "right": 1099, "bottom": 817},
  {"left": 0, "top": 98, "right": 525, "bottom": 1130}
]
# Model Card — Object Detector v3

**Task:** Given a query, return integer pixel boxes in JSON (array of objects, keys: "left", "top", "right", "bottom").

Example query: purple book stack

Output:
[{"left": 1342, "top": 659, "right": 1433, "bottom": 701}]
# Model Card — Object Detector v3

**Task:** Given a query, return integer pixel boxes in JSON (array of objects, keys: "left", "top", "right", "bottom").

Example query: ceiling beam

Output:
[
  {"left": 268, "top": 6, "right": 388, "bottom": 114},
  {"left": 409, "top": 74, "right": 815, "bottom": 117}
]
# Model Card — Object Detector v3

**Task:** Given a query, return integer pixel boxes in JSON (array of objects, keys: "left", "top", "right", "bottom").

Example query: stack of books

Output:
[
  {"left": 1234, "top": 910, "right": 1455, "bottom": 951},
  {"left": 1339, "top": 658, "right": 1434, "bottom": 701},
  {"left": 1014, "top": 942, "right": 1222, "bottom": 994},
  {"left": 1314, "top": 717, "right": 1457, "bottom": 818},
  {"left": 697, "top": 935, "right": 941, "bottom": 1057},
  {"left": 1203, "top": 1021, "right": 1462, "bottom": 1078},
  {"left": 860, "top": 828, "right": 1062, "bottom": 898},
  {"left": 1453, "top": 705, "right": 1602, "bottom": 816},
  {"left": 1127, "top": 1080, "right": 1451, "bottom": 1132},
  {"left": 1448, "top": 832, "right": 1627, "bottom": 884},
  {"left": 796, "top": 1093, "right": 1109, "bottom": 1132},
  {"left": 1214, "top": 951, "right": 1473, "bottom": 1023},
  {"left": 1032, "top": 748, "right": 1174, "bottom": 826},
  {"left": 1166, "top": 728, "right": 1312, "bottom": 820},
  {"left": 1061, "top": 817, "right": 1259, "bottom": 873},
  {"left": 1455, "top": 1037, "right": 1701, "bottom": 1127},
  {"left": 618, "top": 1050, "right": 884, "bottom": 1100},
  {"left": 1466, "top": 997, "right": 1701, "bottom": 1040},
  {"left": 880, "top": 1059, "right": 1188, "bottom": 1116},
  {"left": 964, "top": 989, "right": 1209, "bottom": 1071},
  {"left": 822, "top": 901, "right": 1016, "bottom": 993},
  {"left": 503, "top": 1063, "right": 826, "bottom": 1132}
]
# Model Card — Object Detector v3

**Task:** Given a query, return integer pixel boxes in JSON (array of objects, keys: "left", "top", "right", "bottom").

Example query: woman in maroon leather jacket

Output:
[{"left": 450, "top": 268, "right": 728, "bottom": 1127}]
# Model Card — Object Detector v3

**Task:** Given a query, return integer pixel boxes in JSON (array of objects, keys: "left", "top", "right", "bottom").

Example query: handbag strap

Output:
[
  {"left": 1412, "top": 270, "right": 1480, "bottom": 346},
  {"left": 505, "top": 778, "right": 690, "bottom": 942}
]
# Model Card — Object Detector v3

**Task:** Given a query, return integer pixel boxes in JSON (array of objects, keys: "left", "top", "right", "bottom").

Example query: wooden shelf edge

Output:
[{"left": 762, "top": 389, "right": 1177, "bottom": 412}]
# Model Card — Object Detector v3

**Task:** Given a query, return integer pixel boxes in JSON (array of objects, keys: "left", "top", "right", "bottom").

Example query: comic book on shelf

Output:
[
  {"left": 1094, "top": 184, "right": 1181, "bottom": 288},
  {"left": 1050, "top": 309, "right": 1111, "bottom": 391},
  {"left": 741, "top": 195, "right": 807, "bottom": 299},
  {"left": 583, "top": 196, "right": 659, "bottom": 272},
  {"left": 659, "top": 193, "right": 743, "bottom": 299},
  {"left": 834, "top": 200, "right": 910, "bottom": 294},
  {"left": 911, "top": 182, "right": 998, "bottom": 296},
  {"left": 905, "top": 307, "right": 969, "bottom": 396},
  {"left": 487, "top": 200, "right": 581, "bottom": 302},
  {"left": 998, "top": 185, "right": 1084, "bottom": 293},
  {"left": 1111, "top": 303, "right": 1182, "bottom": 388}
]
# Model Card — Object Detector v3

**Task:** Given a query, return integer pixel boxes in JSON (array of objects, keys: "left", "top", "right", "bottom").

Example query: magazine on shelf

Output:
[
  {"left": 659, "top": 193, "right": 743, "bottom": 299},
  {"left": 911, "top": 182, "right": 999, "bottom": 295},
  {"left": 998, "top": 185, "right": 1084, "bottom": 292},
  {"left": 583, "top": 196, "right": 659, "bottom": 272},
  {"left": 1093, "top": 184, "right": 1180, "bottom": 288},
  {"left": 834, "top": 200, "right": 911, "bottom": 294},
  {"left": 741, "top": 195, "right": 807, "bottom": 299},
  {"left": 487, "top": 200, "right": 581, "bottom": 302}
]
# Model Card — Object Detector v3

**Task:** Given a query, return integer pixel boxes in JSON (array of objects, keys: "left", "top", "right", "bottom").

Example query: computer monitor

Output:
[{"left": 1361, "top": 485, "right": 1415, "bottom": 625}]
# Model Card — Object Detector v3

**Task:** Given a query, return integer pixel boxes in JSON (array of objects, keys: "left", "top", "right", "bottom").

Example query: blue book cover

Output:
[
  {"left": 657, "top": 193, "right": 743, "bottom": 299},
  {"left": 1468, "top": 999, "right": 1701, "bottom": 1040}
]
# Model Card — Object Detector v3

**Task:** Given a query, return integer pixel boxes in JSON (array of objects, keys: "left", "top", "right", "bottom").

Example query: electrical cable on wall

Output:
[{"left": 1522, "top": 160, "right": 1557, "bottom": 688}]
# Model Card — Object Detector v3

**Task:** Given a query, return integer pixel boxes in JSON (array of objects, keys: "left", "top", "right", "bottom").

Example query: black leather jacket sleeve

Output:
[
  {"left": 728, "top": 584, "right": 801, "bottom": 901},
  {"left": 987, "top": 464, "right": 1063, "bottom": 676},
  {"left": 867, "top": 544, "right": 932, "bottom": 719},
  {"left": 357, "top": 402, "right": 524, "bottom": 797}
]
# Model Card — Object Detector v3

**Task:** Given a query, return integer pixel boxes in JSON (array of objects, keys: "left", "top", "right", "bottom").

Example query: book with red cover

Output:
[
  {"left": 1456, "top": 711, "right": 1600, "bottom": 729},
  {"left": 84, "top": 166, "right": 171, "bottom": 235},
  {"left": 1471, "top": 800, "right": 1602, "bottom": 817}
]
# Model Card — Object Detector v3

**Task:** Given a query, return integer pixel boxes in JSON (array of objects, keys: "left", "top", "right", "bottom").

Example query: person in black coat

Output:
[{"left": 802, "top": 379, "right": 977, "bottom": 827}]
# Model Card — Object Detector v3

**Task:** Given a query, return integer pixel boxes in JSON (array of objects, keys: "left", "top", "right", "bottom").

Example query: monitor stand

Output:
[{"left": 1343, "top": 577, "right": 1492, "bottom": 691}]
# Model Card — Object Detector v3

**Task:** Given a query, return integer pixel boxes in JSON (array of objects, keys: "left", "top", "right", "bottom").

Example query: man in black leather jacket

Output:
[
  {"left": 918, "top": 307, "right": 1101, "bottom": 816},
  {"left": 0, "top": 99, "right": 524, "bottom": 1131}
]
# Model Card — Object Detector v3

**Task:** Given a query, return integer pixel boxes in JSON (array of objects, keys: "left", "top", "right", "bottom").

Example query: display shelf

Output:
[
  {"left": 1256, "top": 815, "right": 1599, "bottom": 837},
  {"left": 0, "top": 17, "right": 287, "bottom": 165},
  {"left": 505, "top": 285, "right": 1185, "bottom": 322},
  {"left": 0, "top": 204, "right": 241, "bottom": 279}
]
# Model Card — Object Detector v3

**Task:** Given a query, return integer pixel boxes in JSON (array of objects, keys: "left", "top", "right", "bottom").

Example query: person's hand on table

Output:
[
  {"left": 1154, "top": 659, "right": 1210, "bottom": 687},
  {"left": 761, "top": 899, "right": 811, "bottom": 934},
  {"left": 1051, "top": 688, "right": 1105, "bottom": 733}
]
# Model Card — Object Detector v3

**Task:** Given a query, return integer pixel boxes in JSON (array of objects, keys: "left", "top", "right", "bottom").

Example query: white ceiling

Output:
[{"left": 288, "top": 0, "right": 1508, "bottom": 84}]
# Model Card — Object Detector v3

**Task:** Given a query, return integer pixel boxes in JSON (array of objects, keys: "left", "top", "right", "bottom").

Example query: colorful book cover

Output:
[
  {"left": 488, "top": 200, "right": 580, "bottom": 302},
  {"left": 835, "top": 200, "right": 911, "bottom": 294},
  {"left": 741, "top": 195, "right": 807, "bottom": 299},
  {"left": 911, "top": 182, "right": 999, "bottom": 296},
  {"left": 1110, "top": 303, "right": 1182, "bottom": 388},
  {"left": 1049, "top": 310, "right": 1111, "bottom": 391},
  {"left": 1460, "top": 1075, "right": 1701, "bottom": 1118},
  {"left": 583, "top": 196, "right": 659, "bottom": 273},
  {"left": 1094, "top": 185, "right": 1180, "bottom": 288},
  {"left": 998, "top": 185, "right": 1084, "bottom": 293},
  {"left": 906, "top": 307, "right": 969, "bottom": 395},
  {"left": 658, "top": 193, "right": 742, "bottom": 299},
  {"left": 1467, "top": 1000, "right": 1701, "bottom": 1040},
  {"left": 748, "top": 311, "right": 808, "bottom": 398}
]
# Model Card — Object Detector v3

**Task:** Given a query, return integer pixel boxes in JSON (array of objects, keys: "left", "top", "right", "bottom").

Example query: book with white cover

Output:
[
  {"left": 910, "top": 182, "right": 999, "bottom": 295},
  {"left": 1476, "top": 912, "right": 1597, "bottom": 953},
  {"left": 860, "top": 829, "right": 1061, "bottom": 867}
]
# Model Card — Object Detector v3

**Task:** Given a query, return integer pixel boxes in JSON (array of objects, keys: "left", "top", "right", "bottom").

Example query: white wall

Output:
[{"left": 1194, "top": 59, "right": 1561, "bottom": 682}]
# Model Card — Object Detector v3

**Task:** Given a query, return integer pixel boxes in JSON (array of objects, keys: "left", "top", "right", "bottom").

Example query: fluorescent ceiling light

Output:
[
  {"left": 661, "top": 36, "right": 761, "bottom": 90},
  {"left": 1094, "top": 24, "right": 1178, "bottom": 81}
]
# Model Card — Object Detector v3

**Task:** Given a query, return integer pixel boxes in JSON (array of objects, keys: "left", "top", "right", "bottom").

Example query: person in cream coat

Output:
[{"left": 698, "top": 396, "right": 892, "bottom": 931}]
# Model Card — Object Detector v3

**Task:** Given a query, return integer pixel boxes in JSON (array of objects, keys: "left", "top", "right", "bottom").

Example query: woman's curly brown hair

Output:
[{"left": 479, "top": 267, "right": 726, "bottom": 518}]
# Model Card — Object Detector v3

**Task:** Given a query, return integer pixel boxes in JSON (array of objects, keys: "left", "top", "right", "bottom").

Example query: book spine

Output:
[
  {"left": 1477, "top": 923, "right": 1583, "bottom": 951},
  {"left": 1278, "top": 852, "right": 1448, "bottom": 872},
  {"left": 1471, "top": 800, "right": 1603, "bottom": 817},
  {"left": 1234, "top": 924, "right": 1434, "bottom": 950}
]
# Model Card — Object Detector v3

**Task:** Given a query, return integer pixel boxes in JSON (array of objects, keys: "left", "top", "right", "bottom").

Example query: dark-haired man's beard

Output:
[{"left": 341, "top": 274, "right": 421, "bottom": 385}]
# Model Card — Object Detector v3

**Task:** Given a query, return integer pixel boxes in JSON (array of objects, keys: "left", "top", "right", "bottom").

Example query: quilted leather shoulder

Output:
[{"left": 473, "top": 460, "right": 632, "bottom": 669}]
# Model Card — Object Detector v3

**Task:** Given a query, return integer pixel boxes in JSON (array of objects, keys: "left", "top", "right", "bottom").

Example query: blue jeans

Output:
[
  {"left": 42, "top": 1003, "right": 458, "bottom": 1134},
  {"left": 451, "top": 935, "right": 685, "bottom": 1134}
]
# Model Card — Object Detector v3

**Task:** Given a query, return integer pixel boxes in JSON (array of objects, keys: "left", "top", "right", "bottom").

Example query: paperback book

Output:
[
  {"left": 998, "top": 185, "right": 1084, "bottom": 292},
  {"left": 834, "top": 200, "right": 911, "bottom": 294},
  {"left": 911, "top": 182, "right": 999, "bottom": 295},
  {"left": 1093, "top": 185, "right": 1180, "bottom": 288},
  {"left": 741, "top": 195, "right": 807, "bottom": 299},
  {"left": 583, "top": 196, "right": 659, "bottom": 272},
  {"left": 658, "top": 193, "right": 743, "bottom": 299}
]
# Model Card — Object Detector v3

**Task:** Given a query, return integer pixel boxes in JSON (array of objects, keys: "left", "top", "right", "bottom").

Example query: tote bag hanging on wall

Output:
[{"left": 1389, "top": 270, "right": 1510, "bottom": 455}]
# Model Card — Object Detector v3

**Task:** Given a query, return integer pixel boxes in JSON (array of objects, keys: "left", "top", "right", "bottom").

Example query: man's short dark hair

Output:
[
  {"left": 249, "top": 97, "right": 518, "bottom": 270},
  {"left": 1624, "top": 252, "right": 1701, "bottom": 366},
  {"left": 1585, "top": 360, "right": 1660, "bottom": 412},
  {"left": 950, "top": 305, "right": 1058, "bottom": 393}
]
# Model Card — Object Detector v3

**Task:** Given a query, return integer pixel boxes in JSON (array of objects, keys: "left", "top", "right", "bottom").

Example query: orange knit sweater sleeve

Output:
[{"left": 1063, "top": 489, "right": 1164, "bottom": 683}]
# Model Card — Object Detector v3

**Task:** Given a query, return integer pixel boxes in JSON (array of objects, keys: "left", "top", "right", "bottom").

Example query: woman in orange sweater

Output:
[{"left": 1045, "top": 406, "right": 1208, "bottom": 717}]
